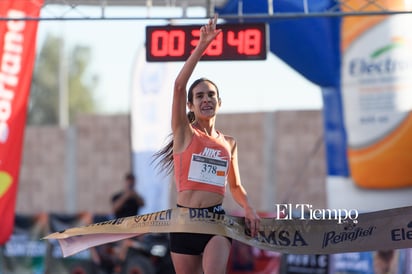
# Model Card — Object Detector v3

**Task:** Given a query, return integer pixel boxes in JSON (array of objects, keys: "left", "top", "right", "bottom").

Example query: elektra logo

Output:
[
  {"left": 391, "top": 220, "right": 412, "bottom": 241},
  {"left": 322, "top": 226, "right": 376, "bottom": 248},
  {"left": 275, "top": 204, "right": 359, "bottom": 224},
  {"left": 348, "top": 37, "right": 412, "bottom": 78}
]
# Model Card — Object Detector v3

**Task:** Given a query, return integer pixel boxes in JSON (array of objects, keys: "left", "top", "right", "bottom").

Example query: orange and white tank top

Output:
[{"left": 173, "top": 127, "right": 232, "bottom": 195}]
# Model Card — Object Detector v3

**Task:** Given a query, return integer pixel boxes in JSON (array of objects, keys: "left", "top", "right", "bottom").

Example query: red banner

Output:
[{"left": 0, "top": 0, "right": 43, "bottom": 244}]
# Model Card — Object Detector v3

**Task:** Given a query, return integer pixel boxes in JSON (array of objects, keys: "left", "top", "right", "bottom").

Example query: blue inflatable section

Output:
[{"left": 216, "top": 0, "right": 349, "bottom": 176}]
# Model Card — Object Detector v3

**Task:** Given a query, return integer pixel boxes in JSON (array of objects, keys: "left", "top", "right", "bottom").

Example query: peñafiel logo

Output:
[
  {"left": 322, "top": 225, "right": 376, "bottom": 248},
  {"left": 391, "top": 220, "right": 412, "bottom": 241}
]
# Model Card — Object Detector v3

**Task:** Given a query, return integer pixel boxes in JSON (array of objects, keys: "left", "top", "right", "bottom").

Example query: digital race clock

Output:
[{"left": 145, "top": 23, "right": 267, "bottom": 62}]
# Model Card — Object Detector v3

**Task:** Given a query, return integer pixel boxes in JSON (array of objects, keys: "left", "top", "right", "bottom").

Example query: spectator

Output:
[{"left": 111, "top": 172, "right": 145, "bottom": 219}]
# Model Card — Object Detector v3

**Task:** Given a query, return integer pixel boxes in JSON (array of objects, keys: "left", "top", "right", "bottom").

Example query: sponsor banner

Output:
[
  {"left": 0, "top": 213, "right": 113, "bottom": 273},
  {"left": 280, "top": 254, "right": 328, "bottom": 274},
  {"left": 130, "top": 46, "right": 174, "bottom": 214},
  {"left": 44, "top": 206, "right": 412, "bottom": 258},
  {"left": 328, "top": 0, "right": 412, "bottom": 214},
  {"left": 330, "top": 249, "right": 412, "bottom": 274},
  {"left": 1, "top": 213, "right": 48, "bottom": 274},
  {"left": 341, "top": 0, "right": 412, "bottom": 190},
  {"left": 0, "top": 0, "right": 43, "bottom": 244}
]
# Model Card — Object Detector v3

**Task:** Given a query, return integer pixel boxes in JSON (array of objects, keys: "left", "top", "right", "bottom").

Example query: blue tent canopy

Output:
[
  {"left": 217, "top": 0, "right": 348, "bottom": 176},
  {"left": 216, "top": 0, "right": 341, "bottom": 87}
]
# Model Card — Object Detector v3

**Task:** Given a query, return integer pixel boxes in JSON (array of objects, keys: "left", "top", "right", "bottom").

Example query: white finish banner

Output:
[{"left": 44, "top": 206, "right": 412, "bottom": 258}]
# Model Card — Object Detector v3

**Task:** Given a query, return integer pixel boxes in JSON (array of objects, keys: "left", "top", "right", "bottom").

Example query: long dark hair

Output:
[{"left": 152, "top": 78, "right": 219, "bottom": 175}]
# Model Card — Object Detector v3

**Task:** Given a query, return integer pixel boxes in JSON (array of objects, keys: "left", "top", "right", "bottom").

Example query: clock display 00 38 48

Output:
[{"left": 145, "top": 23, "right": 267, "bottom": 62}]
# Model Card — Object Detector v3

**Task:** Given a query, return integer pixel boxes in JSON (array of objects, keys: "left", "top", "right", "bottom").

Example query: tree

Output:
[{"left": 27, "top": 33, "right": 98, "bottom": 125}]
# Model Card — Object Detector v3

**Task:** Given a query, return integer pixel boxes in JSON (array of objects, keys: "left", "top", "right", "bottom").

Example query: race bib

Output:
[{"left": 188, "top": 154, "right": 228, "bottom": 187}]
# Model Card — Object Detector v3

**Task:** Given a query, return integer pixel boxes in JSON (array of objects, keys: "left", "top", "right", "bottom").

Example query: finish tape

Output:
[{"left": 44, "top": 206, "right": 412, "bottom": 257}]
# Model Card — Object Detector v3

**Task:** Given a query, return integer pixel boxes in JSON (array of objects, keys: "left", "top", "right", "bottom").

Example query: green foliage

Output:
[{"left": 27, "top": 34, "right": 98, "bottom": 125}]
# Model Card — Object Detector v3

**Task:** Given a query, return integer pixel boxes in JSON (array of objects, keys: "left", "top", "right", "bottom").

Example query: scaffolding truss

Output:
[{"left": 3, "top": 0, "right": 412, "bottom": 20}]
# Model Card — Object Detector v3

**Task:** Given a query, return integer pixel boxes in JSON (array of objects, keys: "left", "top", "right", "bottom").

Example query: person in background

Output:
[
  {"left": 154, "top": 14, "right": 260, "bottom": 274},
  {"left": 112, "top": 172, "right": 145, "bottom": 219},
  {"left": 100, "top": 172, "right": 146, "bottom": 272}
]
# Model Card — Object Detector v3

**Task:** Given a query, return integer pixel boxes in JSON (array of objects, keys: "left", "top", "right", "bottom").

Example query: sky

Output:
[{"left": 36, "top": 5, "right": 323, "bottom": 114}]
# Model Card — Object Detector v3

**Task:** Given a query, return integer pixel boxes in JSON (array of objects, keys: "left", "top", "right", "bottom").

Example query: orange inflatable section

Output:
[
  {"left": 348, "top": 114, "right": 412, "bottom": 189},
  {"left": 342, "top": 0, "right": 412, "bottom": 189}
]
